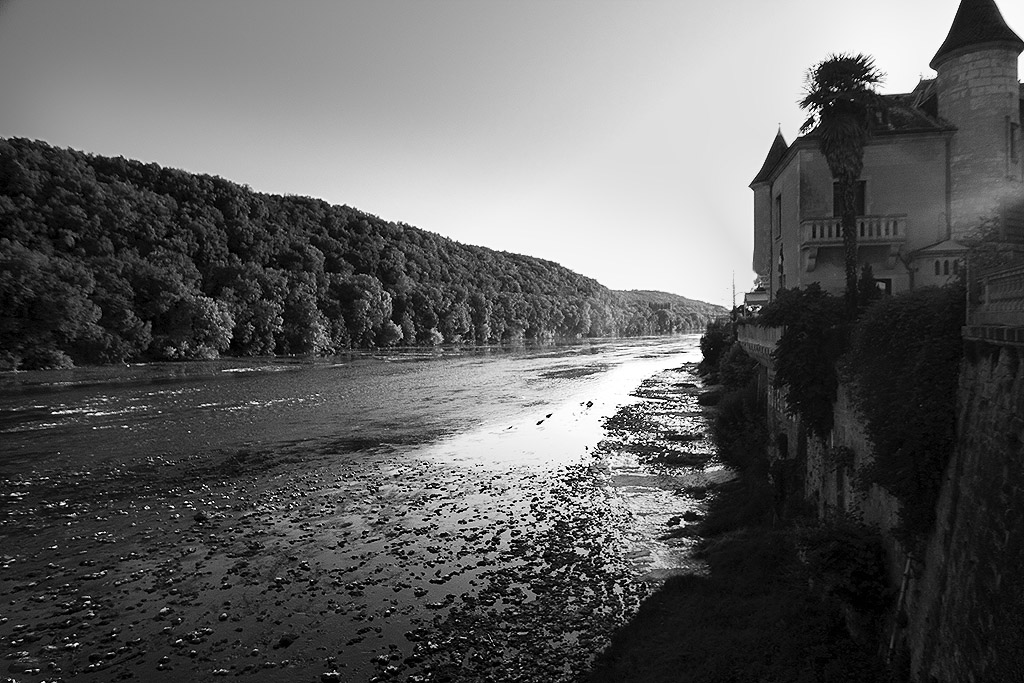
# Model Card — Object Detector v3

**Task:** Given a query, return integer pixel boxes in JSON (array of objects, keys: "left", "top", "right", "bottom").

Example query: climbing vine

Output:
[
  {"left": 843, "top": 283, "right": 965, "bottom": 537},
  {"left": 758, "top": 284, "right": 847, "bottom": 439}
]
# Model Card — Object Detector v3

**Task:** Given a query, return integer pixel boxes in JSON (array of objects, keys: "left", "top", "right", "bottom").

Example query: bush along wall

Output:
[
  {"left": 741, "top": 283, "right": 969, "bottom": 674},
  {"left": 843, "top": 283, "right": 965, "bottom": 540},
  {"left": 758, "top": 284, "right": 847, "bottom": 439},
  {"left": 755, "top": 281, "right": 964, "bottom": 542}
]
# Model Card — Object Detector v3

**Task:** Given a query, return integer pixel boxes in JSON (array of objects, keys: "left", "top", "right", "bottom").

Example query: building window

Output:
[
  {"left": 935, "top": 260, "right": 941, "bottom": 276},
  {"left": 953, "top": 260, "right": 960, "bottom": 275},
  {"left": 778, "top": 243, "right": 785, "bottom": 289},
  {"left": 943, "top": 260, "right": 950, "bottom": 275},
  {"left": 833, "top": 181, "right": 866, "bottom": 218},
  {"left": 774, "top": 194, "right": 782, "bottom": 239},
  {"left": 1009, "top": 118, "right": 1019, "bottom": 164}
]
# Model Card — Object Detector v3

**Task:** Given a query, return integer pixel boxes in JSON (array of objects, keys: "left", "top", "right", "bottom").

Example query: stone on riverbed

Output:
[{"left": 697, "top": 386, "right": 726, "bottom": 406}]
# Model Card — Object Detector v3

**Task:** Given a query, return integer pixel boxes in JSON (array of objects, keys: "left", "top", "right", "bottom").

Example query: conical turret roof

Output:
[
  {"left": 930, "top": 0, "right": 1023, "bottom": 69},
  {"left": 750, "top": 129, "right": 788, "bottom": 187}
]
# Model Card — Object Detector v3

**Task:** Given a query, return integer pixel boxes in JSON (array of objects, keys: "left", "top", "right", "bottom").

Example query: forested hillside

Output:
[{"left": 0, "top": 138, "right": 724, "bottom": 369}]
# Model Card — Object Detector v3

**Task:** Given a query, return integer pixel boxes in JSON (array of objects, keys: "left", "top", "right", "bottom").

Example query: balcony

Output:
[
  {"left": 801, "top": 215, "right": 906, "bottom": 271},
  {"left": 968, "top": 262, "right": 1024, "bottom": 330},
  {"left": 737, "top": 323, "right": 783, "bottom": 366}
]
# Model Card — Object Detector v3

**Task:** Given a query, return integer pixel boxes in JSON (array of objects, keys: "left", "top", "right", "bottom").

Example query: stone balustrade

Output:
[
  {"left": 968, "top": 262, "right": 1024, "bottom": 330},
  {"left": 801, "top": 215, "right": 907, "bottom": 245},
  {"left": 736, "top": 323, "right": 783, "bottom": 366}
]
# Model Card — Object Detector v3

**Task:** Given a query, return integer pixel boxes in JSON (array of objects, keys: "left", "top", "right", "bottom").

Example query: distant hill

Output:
[
  {"left": 616, "top": 289, "right": 726, "bottom": 317},
  {"left": 0, "top": 137, "right": 726, "bottom": 369}
]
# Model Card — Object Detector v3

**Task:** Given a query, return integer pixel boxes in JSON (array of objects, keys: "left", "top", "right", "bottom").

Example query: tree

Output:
[
  {"left": 0, "top": 241, "right": 102, "bottom": 369},
  {"left": 800, "top": 54, "right": 884, "bottom": 317},
  {"left": 0, "top": 137, "right": 727, "bottom": 363},
  {"left": 153, "top": 293, "right": 234, "bottom": 360},
  {"left": 759, "top": 284, "right": 846, "bottom": 439},
  {"left": 280, "top": 276, "right": 330, "bottom": 355}
]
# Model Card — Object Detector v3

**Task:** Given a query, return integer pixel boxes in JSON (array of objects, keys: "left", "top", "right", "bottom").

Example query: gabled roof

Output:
[
  {"left": 793, "top": 89, "right": 955, "bottom": 146},
  {"left": 750, "top": 77, "right": 969, "bottom": 191},
  {"left": 873, "top": 91, "right": 956, "bottom": 134},
  {"left": 913, "top": 239, "right": 967, "bottom": 256},
  {"left": 930, "top": 0, "right": 1024, "bottom": 69},
  {"left": 749, "top": 130, "right": 788, "bottom": 187}
]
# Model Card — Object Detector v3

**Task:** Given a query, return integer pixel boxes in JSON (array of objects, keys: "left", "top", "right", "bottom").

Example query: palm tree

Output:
[{"left": 800, "top": 53, "right": 884, "bottom": 317}]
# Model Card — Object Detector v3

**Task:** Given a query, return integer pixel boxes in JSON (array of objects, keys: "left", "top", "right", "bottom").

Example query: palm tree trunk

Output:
[{"left": 840, "top": 179, "right": 858, "bottom": 317}]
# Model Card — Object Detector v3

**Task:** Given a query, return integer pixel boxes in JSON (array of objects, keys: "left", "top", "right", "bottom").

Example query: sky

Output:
[{"left": 1, "top": 0, "right": 1022, "bottom": 307}]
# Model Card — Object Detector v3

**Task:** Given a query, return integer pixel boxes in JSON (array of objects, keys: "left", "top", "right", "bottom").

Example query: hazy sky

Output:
[{"left": 1, "top": 0, "right": 1021, "bottom": 306}]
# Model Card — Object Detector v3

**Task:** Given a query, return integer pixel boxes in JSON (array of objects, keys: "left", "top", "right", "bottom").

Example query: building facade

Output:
[{"left": 750, "top": 0, "right": 1024, "bottom": 300}]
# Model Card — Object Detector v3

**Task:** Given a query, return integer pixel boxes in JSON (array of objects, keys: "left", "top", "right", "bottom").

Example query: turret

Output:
[
  {"left": 931, "top": 0, "right": 1024, "bottom": 239},
  {"left": 750, "top": 130, "right": 788, "bottom": 290}
]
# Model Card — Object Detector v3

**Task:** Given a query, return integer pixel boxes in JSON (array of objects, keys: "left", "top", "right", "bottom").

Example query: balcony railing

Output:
[
  {"left": 970, "top": 262, "right": 1024, "bottom": 328},
  {"left": 737, "top": 324, "right": 783, "bottom": 366},
  {"left": 801, "top": 215, "right": 906, "bottom": 271},
  {"left": 801, "top": 215, "right": 907, "bottom": 245}
]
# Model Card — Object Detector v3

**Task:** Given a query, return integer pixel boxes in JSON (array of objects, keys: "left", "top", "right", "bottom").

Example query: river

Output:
[{"left": 0, "top": 335, "right": 723, "bottom": 682}]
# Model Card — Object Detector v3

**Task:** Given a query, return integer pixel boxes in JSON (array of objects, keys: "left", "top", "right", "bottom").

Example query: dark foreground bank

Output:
[
  {"left": 587, "top": 488, "right": 889, "bottom": 682},
  {"left": 587, "top": 329, "right": 897, "bottom": 683}
]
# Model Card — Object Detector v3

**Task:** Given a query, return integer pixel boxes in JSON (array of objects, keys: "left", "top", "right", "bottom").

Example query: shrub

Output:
[
  {"left": 711, "top": 383, "right": 767, "bottom": 472},
  {"left": 844, "top": 283, "right": 965, "bottom": 537},
  {"left": 717, "top": 342, "right": 757, "bottom": 390},
  {"left": 19, "top": 347, "right": 76, "bottom": 370},
  {"left": 759, "top": 284, "right": 847, "bottom": 438},
  {"left": 798, "top": 523, "right": 891, "bottom": 614},
  {"left": 699, "top": 318, "right": 732, "bottom": 378}
]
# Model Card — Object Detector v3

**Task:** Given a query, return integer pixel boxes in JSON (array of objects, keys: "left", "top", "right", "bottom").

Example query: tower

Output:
[
  {"left": 749, "top": 129, "right": 788, "bottom": 294},
  {"left": 931, "top": 0, "right": 1024, "bottom": 239}
]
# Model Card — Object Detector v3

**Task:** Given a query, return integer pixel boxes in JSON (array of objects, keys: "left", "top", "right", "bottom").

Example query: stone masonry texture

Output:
[{"left": 909, "top": 342, "right": 1024, "bottom": 682}]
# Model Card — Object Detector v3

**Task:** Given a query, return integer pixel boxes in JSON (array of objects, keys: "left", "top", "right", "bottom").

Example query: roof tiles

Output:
[{"left": 930, "top": 0, "right": 1024, "bottom": 68}]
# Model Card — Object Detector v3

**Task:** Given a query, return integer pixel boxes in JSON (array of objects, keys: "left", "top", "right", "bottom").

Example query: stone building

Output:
[{"left": 750, "top": 0, "right": 1024, "bottom": 300}]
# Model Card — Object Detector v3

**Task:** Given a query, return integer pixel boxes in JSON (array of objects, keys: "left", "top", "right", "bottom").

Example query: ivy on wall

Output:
[
  {"left": 843, "top": 283, "right": 965, "bottom": 537},
  {"left": 758, "top": 284, "right": 847, "bottom": 439}
]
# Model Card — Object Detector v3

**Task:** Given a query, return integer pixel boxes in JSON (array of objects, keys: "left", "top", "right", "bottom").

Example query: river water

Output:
[{"left": 0, "top": 336, "right": 722, "bottom": 682}]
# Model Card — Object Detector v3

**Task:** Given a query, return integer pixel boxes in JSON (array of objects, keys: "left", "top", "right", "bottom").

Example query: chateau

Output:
[
  {"left": 749, "top": 0, "right": 1024, "bottom": 302},
  {"left": 736, "top": 3, "right": 1024, "bottom": 678}
]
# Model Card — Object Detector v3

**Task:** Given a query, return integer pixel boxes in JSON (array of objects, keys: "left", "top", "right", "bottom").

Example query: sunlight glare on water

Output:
[
  {"left": 0, "top": 336, "right": 703, "bottom": 473},
  {"left": 0, "top": 335, "right": 715, "bottom": 681}
]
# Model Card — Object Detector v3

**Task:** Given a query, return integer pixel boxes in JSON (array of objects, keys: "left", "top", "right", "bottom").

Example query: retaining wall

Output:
[{"left": 907, "top": 341, "right": 1024, "bottom": 682}]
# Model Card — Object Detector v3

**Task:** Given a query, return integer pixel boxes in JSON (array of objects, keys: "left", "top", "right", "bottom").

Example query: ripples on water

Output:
[{"left": 0, "top": 336, "right": 722, "bottom": 681}]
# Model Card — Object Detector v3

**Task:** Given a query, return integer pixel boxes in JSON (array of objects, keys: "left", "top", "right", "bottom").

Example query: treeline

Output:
[{"left": 0, "top": 138, "right": 724, "bottom": 369}]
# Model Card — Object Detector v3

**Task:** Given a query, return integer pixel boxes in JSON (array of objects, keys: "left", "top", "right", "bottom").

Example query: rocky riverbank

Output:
[
  {"left": 585, "top": 341, "right": 894, "bottom": 683},
  {"left": 1, "top": 362, "right": 719, "bottom": 682}
]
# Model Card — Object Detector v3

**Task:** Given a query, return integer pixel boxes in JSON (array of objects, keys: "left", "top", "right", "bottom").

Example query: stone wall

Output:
[
  {"left": 743, "top": 325, "right": 1024, "bottom": 680},
  {"left": 906, "top": 341, "right": 1024, "bottom": 682},
  {"left": 777, "top": 384, "right": 906, "bottom": 585}
]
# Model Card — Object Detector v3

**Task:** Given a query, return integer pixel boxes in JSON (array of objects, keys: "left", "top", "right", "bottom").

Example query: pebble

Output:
[{"left": 0, "top": 361, "right": 710, "bottom": 683}]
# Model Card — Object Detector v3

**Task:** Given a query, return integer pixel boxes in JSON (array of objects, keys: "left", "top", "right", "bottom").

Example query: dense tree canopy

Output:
[{"left": 0, "top": 138, "right": 724, "bottom": 369}]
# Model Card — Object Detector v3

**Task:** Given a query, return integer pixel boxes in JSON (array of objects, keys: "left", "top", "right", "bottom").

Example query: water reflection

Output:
[{"left": 0, "top": 335, "right": 715, "bottom": 681}]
